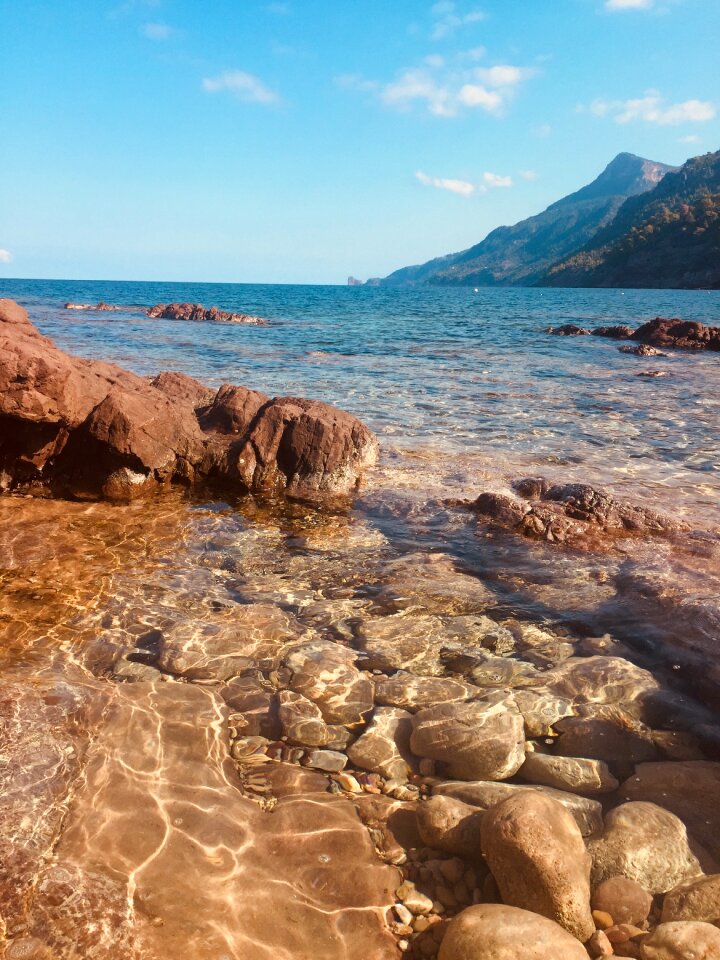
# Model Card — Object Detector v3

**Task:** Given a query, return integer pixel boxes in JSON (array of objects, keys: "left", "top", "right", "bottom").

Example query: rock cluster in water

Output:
[
  {"left": 546, "top": 318, "right": 720, "bottom": 352},
  {"left": 472, "top": 477, "right": 687, "bottom": 546},
  {"left": 0, "top": 298, "right": 377, "bottom": 501},
  {"left": 64, "top": 301, "right": 267, "bottom": 324},
  {"left": 145, "top": 302, "right": 267, "bottom": 325}
]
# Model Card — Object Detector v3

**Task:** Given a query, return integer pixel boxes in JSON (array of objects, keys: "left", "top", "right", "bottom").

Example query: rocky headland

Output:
[{"left": 0, "top": 298, "right": 376, "bottom": 502}]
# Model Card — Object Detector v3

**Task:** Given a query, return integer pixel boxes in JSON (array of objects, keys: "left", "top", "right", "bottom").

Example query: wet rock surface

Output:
[
  {"left": 0, "top": 298, "right": 378, "bottom": 502},
  {"left": 547, "top": 316, "right": 720, "bottom": 352}
]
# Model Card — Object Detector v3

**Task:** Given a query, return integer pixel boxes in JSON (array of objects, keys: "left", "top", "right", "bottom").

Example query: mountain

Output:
[
  {"left": 379, "top": 153, "right": 675, "bottom": 287},
  {"left": 541, "top": 150, "right": 720, "bottom": 289}
]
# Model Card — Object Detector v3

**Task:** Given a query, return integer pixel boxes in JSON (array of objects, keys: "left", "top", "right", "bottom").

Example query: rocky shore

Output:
[
  {"left": 1, "top": 298, "right": 719, "bottom": 959},
  {"left": 546, "top": 317, "right": 720, "bottom": 352},
  {"left": 0, "top": 298, "right": 376, "bottom": 501}
]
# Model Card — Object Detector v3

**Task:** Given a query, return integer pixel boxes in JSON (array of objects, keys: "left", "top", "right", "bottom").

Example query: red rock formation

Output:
[
  {"left": 0, "top": 299, "right": 378, "bottom": 502},
  {"left": 146, "top": 302, "right": 266, "bottom": 325},
  {"left": 629, "top": 317, "right": 720, "bottom": 351}
]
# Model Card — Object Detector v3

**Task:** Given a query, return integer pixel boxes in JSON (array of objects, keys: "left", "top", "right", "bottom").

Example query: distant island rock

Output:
[
  {"left": 377, "top": 153, "right": 675, "bottom": 288},
  {"left": 0, "top": 298, "right": 377, "bottom": 502}
]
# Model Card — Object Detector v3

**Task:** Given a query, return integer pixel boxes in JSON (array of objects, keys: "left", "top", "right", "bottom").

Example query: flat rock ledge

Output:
[
  {"left": 0, "top": 298, "right": 378, "bottom": 502},
  {"left": 546, "top": 318, "right": 720, "bottom": 352}
]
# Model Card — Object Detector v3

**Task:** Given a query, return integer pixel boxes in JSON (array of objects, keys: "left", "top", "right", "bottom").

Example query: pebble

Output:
[
  {"left": 394, "top": 903, "right": 414, "bottom": 926},
  {"left": 587, "top": 930, "right": 614, "bottom": 957},
  {"left": 593, "top": 909, "right": 614, "bottom": 930},
  {"left": 304, "top": 749, "right": 347, "bottom": 772},
  {"left": 334, "top": 772, "right": 362, "bottom": 793}
]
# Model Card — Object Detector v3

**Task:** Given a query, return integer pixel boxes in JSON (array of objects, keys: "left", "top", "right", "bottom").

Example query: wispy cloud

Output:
[
  {"left": 520, "top": 169, "right": 539, "bottom": 181},
  {"left": 141, "top": 21, "right": 173, "bottom": 39},
  {"left": 202, "top": 71, "right": 280, "bottom": 105},
  {"left": 586, "top": 91, "right": 715, "bottom": 125},
  {"left": 431, "top": 1, "right": 485, "bottom": 39},
  {"left": 343, "top": 55, "right": 535, "bottom": 119},
  {"left": 0, "top": 249, "right": 13, "bottom": 264},
  {"left": 678, "top": 134, "right": 701, "bottom": 143},
  {"left": 605, "top": 0, "right": 654, "bottom": 10},
  {"left": 265, "top": 2, "right": 291, "bottom": 12},
  {"left": 416, "top": 169, "right": 513, "bottom": 195}
]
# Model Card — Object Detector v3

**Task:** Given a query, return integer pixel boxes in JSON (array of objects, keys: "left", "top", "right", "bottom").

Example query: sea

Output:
[{"left": 1, "top": 278, "right": 719, "bottom": 956}]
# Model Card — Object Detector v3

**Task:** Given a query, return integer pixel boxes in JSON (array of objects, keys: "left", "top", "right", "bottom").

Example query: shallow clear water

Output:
[{"left": 3, "top": 279, "right": 719, "bottom": 520}]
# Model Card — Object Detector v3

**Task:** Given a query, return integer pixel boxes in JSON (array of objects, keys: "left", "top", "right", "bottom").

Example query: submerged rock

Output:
[
  {"left": 410, "top": 695, "right": 525, "bottom": 781},
  {"left": 588, "top": 801, "right": 703, "bottom": 894},
  {"left": 438, "top": 904, "right": 589, "bottom": 960},
  {"left": 0, "top": 299, "right": 378, "bottom": 502},
  {"left": 480, "top": 792, "right": 595, "bottom": 941},
  {"left": 346, "top": 707, "right": 414, "bottom": 781},
  {"left": 519, "top": 752, "right": 619, "bottom": 795},
  {"left": 434, "top": 779, "right": 603, "bottom": 837}
]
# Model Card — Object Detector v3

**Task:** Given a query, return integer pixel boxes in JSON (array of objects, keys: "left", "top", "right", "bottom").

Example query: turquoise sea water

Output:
[{"left": 2, "top": 278, "right": 719, "bottom": 522}]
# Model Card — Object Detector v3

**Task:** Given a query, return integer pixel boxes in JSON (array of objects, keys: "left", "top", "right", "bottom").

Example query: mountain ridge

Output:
[{"left": 377, "top": 153, "right": 675, "bottom": 288}]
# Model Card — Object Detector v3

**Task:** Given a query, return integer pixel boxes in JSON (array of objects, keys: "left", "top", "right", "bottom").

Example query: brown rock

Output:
[
  {"left": 588, "top": 802, "right": 703, "bottom": 894},
  {"left": 437, "top": 904, "right": 589, "bottom": 960},
  {"left": 480, "top": 792, "right": 595, "bottom": 941},
  {"left": 553, "top": 704, "right": 658, "bottom": 780},
  {"left": 146, "top": 302, "right": 266, "bottom": 325},
  {"left": 285, "top": 641, "right": 373, "bottom": 726},
  {"left": 631, "top": 318, "right": 720, "bottom": 352},
  {"left": 661, "top": 875, "right": 720, "bottom": 925},
  {"left": 519, "top": 753, "right": 619, "bottom": 795},
  {"left": 588, "top": 929, "right": 615, "bottom": 956},
  {"left": 592, "top": 877, "right": 653, "bottom": 927},
  {"left": 416, "top": 796, "right": 484, "bottom": 858},
  {"left": 434, "top": 779, "right": 603, "bottom": 837},
  {"left": 621, "top": 762, "right": 720, "bottom": 861},
  {"left": 346, "top": 707, "right": 414, "bottom": 781},
  {"left": 0, "top": 299, "right": 378, "bottom": 502},
  {"left": 374, "top": 672, "right": 477, "bottom": 712},
  {"left": 410, "top": 695, "right": 525, "bottom": 781},
  {"left": 639, "top": 920, "right": 720, "bottom": 958}
]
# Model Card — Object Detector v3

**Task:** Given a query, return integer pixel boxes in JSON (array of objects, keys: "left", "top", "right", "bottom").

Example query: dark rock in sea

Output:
[
  {"left": 619, "top": 343, "right": 668, "bottom": 356},
  {"left": 146, "top": 302, "right": 267, "bottom": 325},
  {"left": 630, "top": 317, "right": 720, "bottom": 351},
  {"left": 544, "top": 324, "right": 590, "bottom": 336},
  {"left": 0, "top": 298, "right": 378, "bottom": 502},
  {"left": 592, "top": 325, "right": 634, "bottom": 339},
  {"left": 472, "top": 478, "right": 687, "bottom": 545}
]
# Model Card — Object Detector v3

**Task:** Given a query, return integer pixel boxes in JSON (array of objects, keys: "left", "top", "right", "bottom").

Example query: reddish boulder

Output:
[
  {"left": 0, "top": 299, "right": 378, "bottom": 502},
  {"left": 146, "top": 302, "right": 266, "bottom": 325},
  {"left": 631, "top": 317, "right": 720, "bottom": 351}
]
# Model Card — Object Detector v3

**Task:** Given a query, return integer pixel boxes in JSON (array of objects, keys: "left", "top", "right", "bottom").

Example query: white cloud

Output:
[
  {"left": 678, "top": 134, "right": 701, "bottom": 143},
  {"left": 483, "top": 171, "right": 513, "bottom": 188},
  {"left": 416, "top": 171, "right": 476, "bottom": 195},
  {"left": 589, "top": 91, "right": 715, "bottom": 125},
  {"left": 605, "top": 0, "right": 654, "bottom": 9},
  {"left": 202, "top": 71, "right": 280, "bottom": 105},
  {"left": 520, "top": 169, "right": 539, "bottom": 181},
  {"left": 431, "top": 1, "right": 486, "bottom": 40},
  {"left": 457, "top": 84, "right": 502, "bottom": 112},
  {"left": 416, "top": 170, "right": 513, "bottom": 195},
  {"left": 141, "top": 21, "right": 173, "bottom": 39},
  {"left": 356, "top": 55, "right": 534, "bottom": 119},
  {"left": 0, "top": 249, "right": 13, "bottom": 264}
]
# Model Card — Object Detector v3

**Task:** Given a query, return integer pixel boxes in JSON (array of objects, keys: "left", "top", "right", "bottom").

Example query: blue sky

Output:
[{"left": 1, "top": 0, "right": 718, "bottom": 283}]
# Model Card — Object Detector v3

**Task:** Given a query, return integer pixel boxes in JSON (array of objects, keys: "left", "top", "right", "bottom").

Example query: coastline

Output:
[{"left": 1, "top": 286, "right": 719, "bottom": 959}]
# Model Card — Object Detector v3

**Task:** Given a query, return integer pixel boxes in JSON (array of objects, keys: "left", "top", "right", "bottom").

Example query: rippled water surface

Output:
[{"left": 1, "top": 279, "right": 719, "bottom": 959}]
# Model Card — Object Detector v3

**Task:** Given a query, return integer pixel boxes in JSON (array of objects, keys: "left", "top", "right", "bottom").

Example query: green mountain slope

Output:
[
  {"left": 542, "top": 150, "right": 720, "bottom": 289},
  {"left": 380, "top": 153, "right": 673, "bottom": 287}
]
